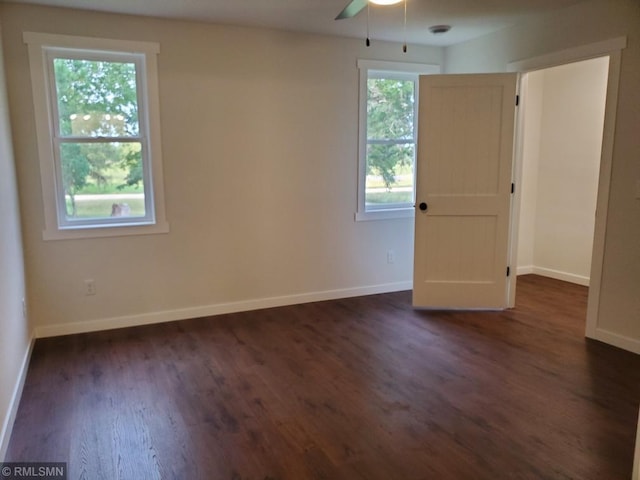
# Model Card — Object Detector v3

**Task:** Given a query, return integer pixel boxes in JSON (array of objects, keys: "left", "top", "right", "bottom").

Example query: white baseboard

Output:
[
  {"left": 517, "top": 265, "right": 534, "bottom": 275},
  {"left": 516, "top": 265, "right": 590, "bottom": 287},
  {"left": 35, "top": 281, "right": 414, "bottom": 339},
  {"left": 587, "top": 327, "right": 640, "bottom": 355},
  {"left": 0, "top": 334, "right": 34, "bottom": 462}
]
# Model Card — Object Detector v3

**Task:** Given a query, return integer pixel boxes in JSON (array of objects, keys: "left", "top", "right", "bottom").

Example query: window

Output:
[
  {"left": 24, "top": 33, "right": 168, "bottom": 240},
  {"left": 356, "top": 60, "right": 440, "bottom": 221}
]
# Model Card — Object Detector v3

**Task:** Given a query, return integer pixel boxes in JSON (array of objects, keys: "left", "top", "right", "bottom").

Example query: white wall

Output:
[
  {"left": 518, "top": 57, "right": 609, "bottom": 286},
  {"left": 516, "top": 72, "right": 543, "bottom": 270},
  {"left": 446, "top": 0, "right": 640, "bottom": 352},
  {"left": 0, "top": 4, "right": 443, "bottom": 336},
  {"left": 0, "top": 22, "right": 31, "bottom": 459},
  {"left": 0, "top": 0, "right": 636, "bottom": 458}
]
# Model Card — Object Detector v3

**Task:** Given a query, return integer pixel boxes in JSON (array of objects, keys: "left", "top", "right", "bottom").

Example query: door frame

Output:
[{"left": 506, "top": 37, "right": 626, "bottom": 345}]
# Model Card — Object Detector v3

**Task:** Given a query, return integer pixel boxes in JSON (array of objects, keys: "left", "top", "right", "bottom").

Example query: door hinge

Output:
[
  {"left": 516, "top": 95, "right": 520, "bottom": 106},
  {"left": 511, "top": 183, "right": 515, "bottom": 194},
  {"left": 507, "top": 266, "right": 511, "bottom": 277}
]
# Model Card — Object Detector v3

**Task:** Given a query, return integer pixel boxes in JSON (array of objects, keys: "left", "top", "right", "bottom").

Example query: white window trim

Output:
[
  {"left": 24, "top": 32, "right": 169, "bottom": 240},
  {"left": 355, "top": 59, "right": 441, "bottom": 222}
]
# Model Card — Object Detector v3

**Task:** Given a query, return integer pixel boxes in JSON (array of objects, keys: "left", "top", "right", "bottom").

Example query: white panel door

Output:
[{"left": 413, "top": 73, "right": 518, "bottom": 309}]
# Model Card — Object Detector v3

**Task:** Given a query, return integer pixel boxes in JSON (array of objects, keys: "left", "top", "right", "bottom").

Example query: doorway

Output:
[
  {"left": 516, "top": 57, "right": 609, "bottom": 289},
  {"left": 505, "top": 37, "right": 627, "bottom": 348}
]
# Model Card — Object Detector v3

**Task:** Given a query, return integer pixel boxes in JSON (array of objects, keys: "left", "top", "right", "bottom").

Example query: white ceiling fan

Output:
[{"left": 335, "top": 0, "right": 404, "bottom": 20}]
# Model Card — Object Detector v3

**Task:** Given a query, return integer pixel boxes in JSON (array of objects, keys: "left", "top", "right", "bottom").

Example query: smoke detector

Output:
[{"left": 429, "top": 25, "right": 452, "bottom": 35}]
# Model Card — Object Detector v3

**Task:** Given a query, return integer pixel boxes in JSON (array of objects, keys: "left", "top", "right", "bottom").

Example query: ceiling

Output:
[{"left": 3, "top": 0, "right": 591, "bottom": 46}]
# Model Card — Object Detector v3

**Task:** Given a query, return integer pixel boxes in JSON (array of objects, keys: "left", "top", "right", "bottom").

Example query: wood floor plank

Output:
[{"left": 6, "top": 275, "right": 640, "bottom": 479}]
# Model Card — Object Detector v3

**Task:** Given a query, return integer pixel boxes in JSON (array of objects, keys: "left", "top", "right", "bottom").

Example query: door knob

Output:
[{"left": 419, "top": 202, "right": 428, "bottom": 211}]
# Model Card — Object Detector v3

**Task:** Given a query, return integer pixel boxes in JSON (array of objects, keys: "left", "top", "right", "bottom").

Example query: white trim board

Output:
[
  {"left": 516, "top": 266, "right": 589, "bottom": 286},
  {"left": 589, "top": 328, "right": 640, "bottom": 356},
  {"left": 35, "top": 281, "right": 413, "bottom": 338},
  {"left": 0, "top": 336, "right": 34, "bottom": 462},
  {"left": 507, "top": 37, "right": 627, "bottom": 72},
  {"left": 516, "top": 266, "right": 534, "bottom": 276}
]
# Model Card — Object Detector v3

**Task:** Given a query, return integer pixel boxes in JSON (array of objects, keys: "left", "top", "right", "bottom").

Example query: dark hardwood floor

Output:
[{"left": 6, "top": 275, "right": 640, "bottom": 479}]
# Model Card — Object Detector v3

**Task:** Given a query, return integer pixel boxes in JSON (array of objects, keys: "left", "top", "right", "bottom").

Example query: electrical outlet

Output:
[
  {"left": 85, "top": 279, "right": 96, "bottom": 296},
  {"left": 387, "top": 250, "right": 395, "bottom": 264},
  {"left": 22, "top": 298, "right": 27, "bottom": 319}
]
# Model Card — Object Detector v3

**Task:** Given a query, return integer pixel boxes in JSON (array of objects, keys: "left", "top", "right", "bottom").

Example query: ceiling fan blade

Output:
[{"left": 335, "top": 0, "right": 368, "bottom": 20}]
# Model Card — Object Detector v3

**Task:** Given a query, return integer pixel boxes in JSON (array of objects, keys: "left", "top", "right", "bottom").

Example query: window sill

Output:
[
  {"left": 355, "top": 208, "right": 415, "bottom": 222},
  {"left": 43, "top": 220, "right": 170, "bottom": 241}
]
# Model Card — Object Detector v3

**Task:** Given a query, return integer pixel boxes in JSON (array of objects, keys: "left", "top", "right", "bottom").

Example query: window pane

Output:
[
  {"left": 59, "top": 142, "right": 145, "bottom": 220},
  {"left": 365, "top": 143, "right": 415, "bottom": 207},
  {"left": 53, "top": 58, "right": 139, "bottom": 137},
  {"left": 367, "top": 78, "right": 415, "bottom": 140}
]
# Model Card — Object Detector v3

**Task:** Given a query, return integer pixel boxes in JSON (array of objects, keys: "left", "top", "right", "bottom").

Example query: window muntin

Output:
[
  {"left": 24, "top": 32, "right": 168, "bottom": 240},
  {"left": 365, "top": 72, "right": 417, "bottom": 211},
  {"left": 47, "top": 50, "right": 153, "bottom": 228},
  {"left": 53, "top": 57, "right": 140, "bottom": 137},
  {"left": 57, "top": 142, "right": 144, "bottom": 219},
  {"left": 356, "top": 60, "right": 440, "bottom": 221}
]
